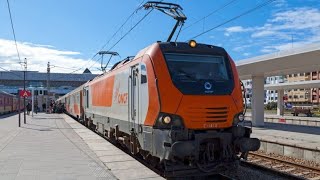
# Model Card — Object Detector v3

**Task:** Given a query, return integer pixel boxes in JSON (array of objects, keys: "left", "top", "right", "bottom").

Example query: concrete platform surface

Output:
[
  {"left": 0, "top": 113, "right": 116, "bottom": 180},
  {"left": 246, "top": 112, "right": 320, "bottom": 127},
  {"left": 251, "top": 122, "right": 320, "bottom": 163},
  {"left": 61, "top": 114, "right": 164, "bottom": 180}
]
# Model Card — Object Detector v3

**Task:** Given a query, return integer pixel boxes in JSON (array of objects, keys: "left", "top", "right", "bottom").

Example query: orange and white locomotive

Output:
[{"left": 58, "top": 41, "right": 260, "bottom": 176}]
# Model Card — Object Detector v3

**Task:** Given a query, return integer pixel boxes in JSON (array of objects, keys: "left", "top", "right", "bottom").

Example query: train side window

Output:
[{"left": 141, "top": 64, "right": 147, "bottom": 84}]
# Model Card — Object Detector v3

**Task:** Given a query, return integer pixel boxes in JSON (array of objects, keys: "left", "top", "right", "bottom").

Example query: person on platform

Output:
[
  {"left": 42, "top": 103, "right": 46, "bottom": 112},
  {"left": 26, "top": 102, "right": 32, "bottom": 115},
  {"left": 34, "top": 102, "right": 38, "bottom": 114}
]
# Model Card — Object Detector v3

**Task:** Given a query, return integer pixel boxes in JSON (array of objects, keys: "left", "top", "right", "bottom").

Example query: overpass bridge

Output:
[{"left": 236, "top": 43, "right": 320, "bottom": 126}]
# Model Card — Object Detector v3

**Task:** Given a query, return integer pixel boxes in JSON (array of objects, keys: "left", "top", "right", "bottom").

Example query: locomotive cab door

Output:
[
  {"left": 83, "top": 86, "right": 89, "bottom": 118},
  {"left": 129, "top": 65, "right": 140, "bottom": 133}
]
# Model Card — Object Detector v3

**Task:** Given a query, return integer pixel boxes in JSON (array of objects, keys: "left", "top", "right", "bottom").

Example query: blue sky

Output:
[{"left": 0, "top": 0, "right": 319, "bottom": 73}]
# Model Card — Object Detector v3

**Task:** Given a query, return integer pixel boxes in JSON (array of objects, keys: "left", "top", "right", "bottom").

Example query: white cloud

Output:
[
  {"left": 224, "top": 26, "right": 253, "bottom": 36},
  {"left": 233, "top": 44, "right": 251, "bottom": 52},
  {"left": 243, "top": 52, "right": 251, "bottom": 56},
  {"left": 270, "top": 8, "right": 320, "bottom": 31},
  {"left": 251, "top": 30, "right": 277, "bottom": 38},
  {"left": 0, "top": 39, "right": 101, "bottom": 74},
  {"left": 225, "top": 7, "right": 320, "bottom": 39},
  {"left": 225, "top": 7, "right": 320, "bottom": 54},
  {"left": 274, "top": 0, "right": 287, "bottom": 8},
  {"left": 260, "top": 48, "right": 274, "bottom": 53}
]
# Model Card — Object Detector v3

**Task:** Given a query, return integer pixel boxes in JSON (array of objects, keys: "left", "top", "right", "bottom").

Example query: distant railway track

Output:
[{"left": 246, "top": 152, "right": 320, "bottom": 180}]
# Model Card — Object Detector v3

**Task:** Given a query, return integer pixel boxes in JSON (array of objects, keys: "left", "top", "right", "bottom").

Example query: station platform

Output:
[
  {"left": 0, "top": 113, "right": 162, "bottom": 180},
  {"left": 245, "top": 113, "right": 320, "bottom": 127},
  {"left": 251, "top": 122, "right": 320, "bottom": 163}
]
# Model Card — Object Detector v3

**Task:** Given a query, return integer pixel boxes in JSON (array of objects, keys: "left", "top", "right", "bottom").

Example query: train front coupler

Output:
[{"left": 232, "top": 126, "right": 261, "bottom": 160}]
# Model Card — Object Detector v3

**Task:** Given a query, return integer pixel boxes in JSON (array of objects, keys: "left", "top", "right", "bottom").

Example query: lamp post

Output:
[{"left": 23, "top": 58, "right": 27, "bottom": 124}]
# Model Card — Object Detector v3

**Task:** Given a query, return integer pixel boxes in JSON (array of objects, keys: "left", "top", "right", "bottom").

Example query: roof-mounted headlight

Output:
[{"left": 188, "top": 40, "right": 197, "bottom": 48}]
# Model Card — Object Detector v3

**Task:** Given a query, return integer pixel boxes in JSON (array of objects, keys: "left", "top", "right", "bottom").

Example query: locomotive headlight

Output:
[
  {"left": 155, "top": 113, "right": 184, "bottom": 129},
  {"left": 188, "top": 40, "right": 197, "bottom": 48},
  {"left": 163, "top": 116, "right": 172, "bottom": 124}
]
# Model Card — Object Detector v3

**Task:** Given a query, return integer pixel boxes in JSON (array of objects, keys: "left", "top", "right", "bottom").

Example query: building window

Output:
[
  {"left": 289, "top": 95, "right": 292, "bottom": 98},
  {"left": 289, "top": 74, "right": 292, "bottom": 77},
  {"left": 294, "top": 89, "right": 297, "bottom": 91},
  {"left": 312, "top": 95, "right": 317, "bottom": 100},
  {"left": 294, "top": 95, "right": 298, "bottom": 99},
  {"left": 294, "top": 74, "right": 297, "bottom": 77},
  {"left": 275, "top": 97, "right": 278, "bottom": 100},
  {"left": 306, "top": 72, "right": 310, "bottom": 76},
  {"left": 300, "top": 95, "right": 304, "bottom": 98}
]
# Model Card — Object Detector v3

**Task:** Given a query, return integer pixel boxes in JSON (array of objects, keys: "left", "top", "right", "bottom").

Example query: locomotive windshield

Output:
[{"left": 164, "top": 53, "right": 234, "bottom": 95}]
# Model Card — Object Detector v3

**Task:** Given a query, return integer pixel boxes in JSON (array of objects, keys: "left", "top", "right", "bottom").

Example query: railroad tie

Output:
[
  {"left": 271, "top": 164, "right": 284, "bottom": 168},
  {"left": 310, "top": 175, "right": 320, "bottom": 180},
  {"left": 281, "top": 167, "right": 295, "bottom": 172},
  {"left": 250, "top": 159, "right": 262, "bottom": 163}
]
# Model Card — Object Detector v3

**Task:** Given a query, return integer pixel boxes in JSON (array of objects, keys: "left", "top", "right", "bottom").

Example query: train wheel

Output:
[{"left": 146, "top": 155, "right": 160, "bottom": 168}]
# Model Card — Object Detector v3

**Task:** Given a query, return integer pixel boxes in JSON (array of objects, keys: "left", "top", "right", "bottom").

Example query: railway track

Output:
[
  {"left": 66, "top": 114, "right": 320, "bottom": 180},
  {"left": 246, "top": 152, "right": 320, "bottom": 180}
]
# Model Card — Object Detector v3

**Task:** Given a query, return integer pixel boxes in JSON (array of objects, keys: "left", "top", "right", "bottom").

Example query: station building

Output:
[
  {"left": 243, "top": 71, "right": 320, "bottom": 106},
  {"left": 0, "top": 69, "right": 97, "bottom": 110},
  {"left": 285, "top": 71, "right": 320, "bottom": 105}
]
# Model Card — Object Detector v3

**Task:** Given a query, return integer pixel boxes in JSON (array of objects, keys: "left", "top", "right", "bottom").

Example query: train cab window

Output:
[
  {"left": 164, "top": 53, "right": 233, "bottom": 95},
  {"left": 141, "top": 65, "right": 147, "bottom": 84}
]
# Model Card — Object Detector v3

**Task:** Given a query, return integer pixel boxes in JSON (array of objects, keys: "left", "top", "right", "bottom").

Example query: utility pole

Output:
[
  {"left": 24, "top": 58, "right": 27, "bottom": 124},
  {"left": 46, "top": 62, "right": 50, "bottom": 113},
  {"left": 18, "top": 93, "right": 21, "bottom": 127},
  {"left": 31, "top": 88, "right": 34, "bottom": 117}
]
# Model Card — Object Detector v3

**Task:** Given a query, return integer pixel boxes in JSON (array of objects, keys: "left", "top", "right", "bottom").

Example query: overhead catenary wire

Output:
[
  {"left": 0, "top": 67, "right": 22, "bottom": 78},
  {"left": 51, "top": 65, "right": 79, "bottom": 71},
  {"left": 189, "top": 0, "right": 277, "bottom": 40},
  {"left": 6, "top": 0, "right": 23, "bottom": 68},
  {"left": 87, "top": 9, "right": 154, "bottom": 70},
  {"left": 71, "top": 0, "right": 147, "bottom": 74},
  {"left": 183, "top": 0, "right": 239, "bottom": 31}
]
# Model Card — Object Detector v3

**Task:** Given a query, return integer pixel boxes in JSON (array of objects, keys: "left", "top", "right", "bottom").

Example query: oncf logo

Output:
[
  {"left": 204, "top": 82, "right": 212, "bottom": 90},
  {"left": 117, "top": 93, "right": 128, "bottom": 105},
  {"left": 113, "top": 82, "right": 128, "bottom": 105}
]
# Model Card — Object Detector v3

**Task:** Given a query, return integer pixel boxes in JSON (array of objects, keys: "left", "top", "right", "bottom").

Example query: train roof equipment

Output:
[
  {"left": 143, "top": 1, "right": 187, "bottom": 42},
  {"left": 98, "top": 51, "right": 120, "bottom": 72}
]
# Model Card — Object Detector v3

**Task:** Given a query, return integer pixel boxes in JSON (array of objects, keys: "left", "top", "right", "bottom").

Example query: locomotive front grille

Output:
[{"left": 185, "top": 107, "right": 228, "bottom": 122}]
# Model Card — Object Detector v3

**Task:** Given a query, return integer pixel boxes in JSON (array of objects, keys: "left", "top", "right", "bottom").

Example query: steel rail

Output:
[{"left": 249, "top": 152, "right": 320, "bottom": 173}]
